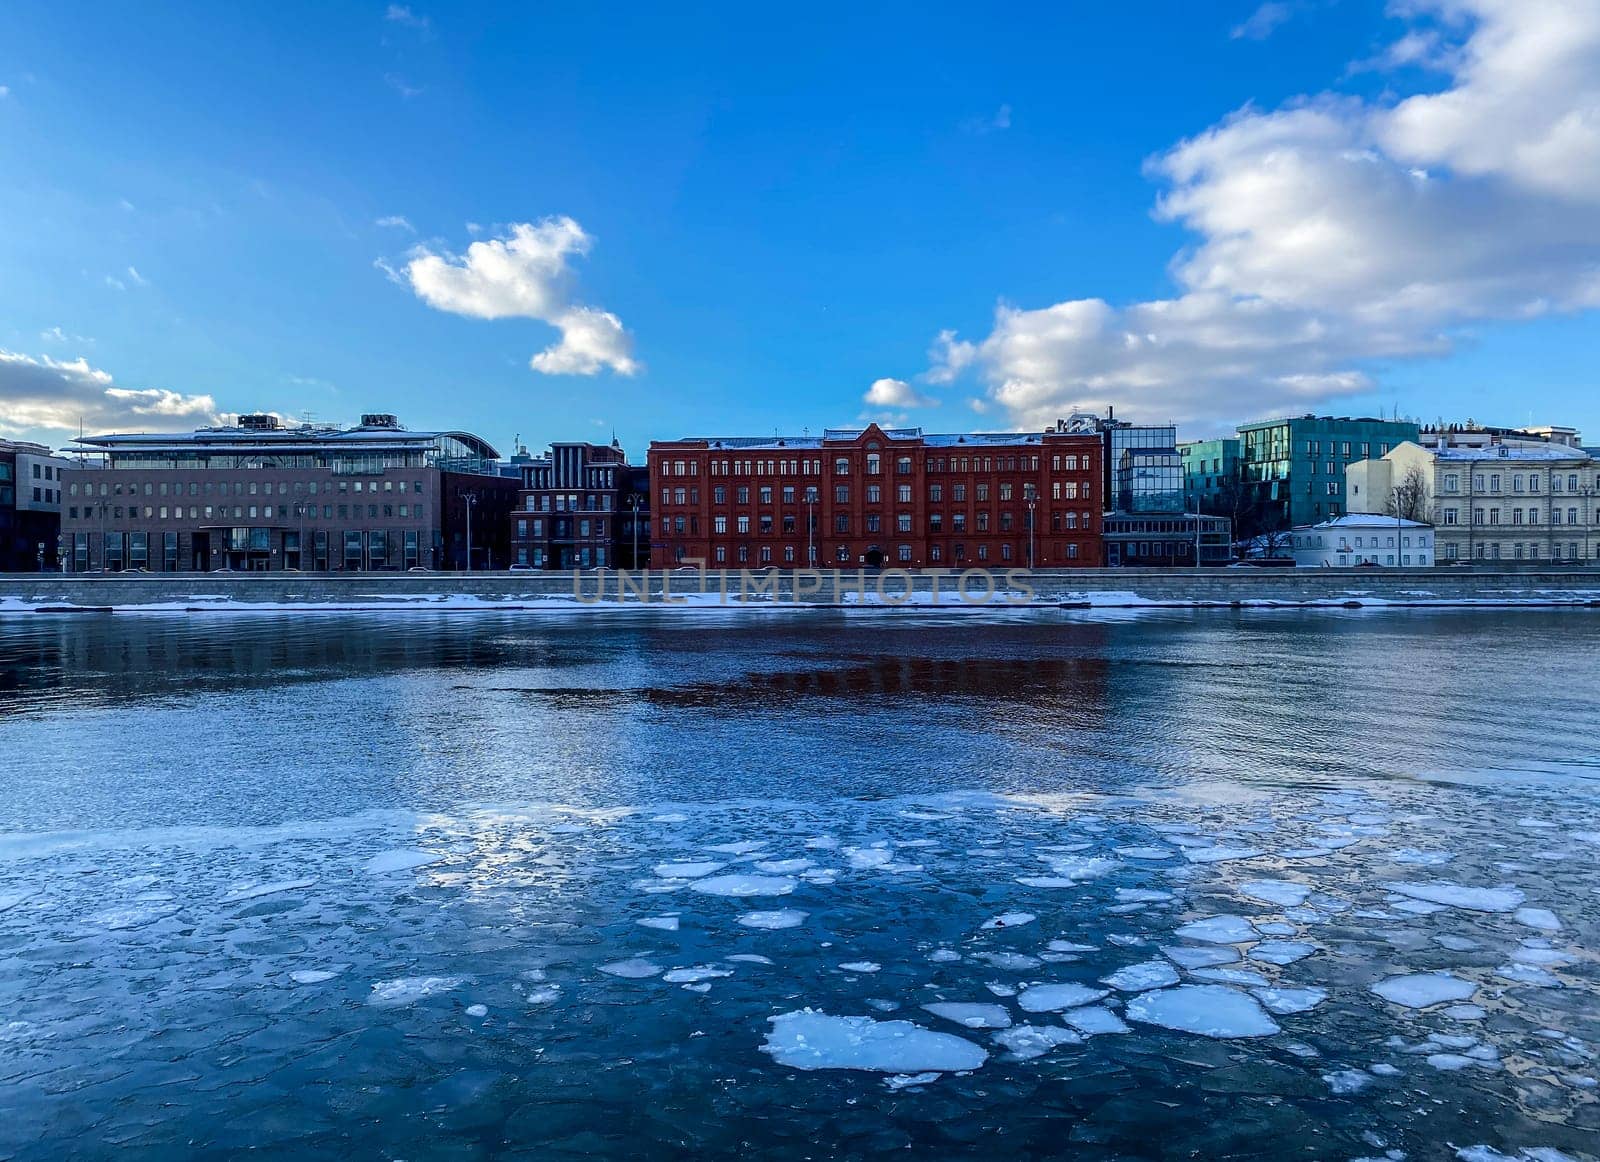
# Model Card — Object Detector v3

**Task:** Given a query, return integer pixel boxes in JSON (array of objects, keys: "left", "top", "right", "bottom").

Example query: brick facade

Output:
[{"left": 648, "top": 423, "right": 1102, "bottom": 569}]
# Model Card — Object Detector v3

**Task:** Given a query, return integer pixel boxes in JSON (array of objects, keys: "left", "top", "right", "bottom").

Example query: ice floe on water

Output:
[
  {"left": 1125, "top": 985, "right": 1280, "bottom": 1038},
  {"left": 1100, "top": 960, "right": 1180, "bottom": 991},
  {"left": 1016, "top": 983, "right": 1109, "bottom": 1012},
  {"left": 598, "top": 958, "right": 663, "bottom": 979},
  {"left": 638, "top": 915, "right": 681, "bottom": 931},
  {"left": 653, "top": 860, "right": 724, "bottom": 878},
  {"left": 980, "top": 911, "right": 1036, "bottom": 930},
  {"left": 922, "top": 1003, "right": 1012, "bottom": 1029},
  {"left": 761, "top": 1012, "right": 987, "bottom": 1073},
  {"left": 992, "top": 1024, "right": 1082, "bottom": 1059},
  {"left": 1238, "top": 879, "right": 1311, "bottom": 907},
  {"left": 365, "top": 848, "right": 442, "bottom": 874},
  {"left": 1383, "top": 881, "right": 1525, "bottom": 913},
  {"left": 737, "top": 909, "right": 808, "bottom": 929},
  {"left": 1173, "top": 915, "right": 1258, "bottom": 944},
  {"left": 1370, "top": 972, "right": 1477, "bottom": 1009},
  {"left": 368, "top": 976, "right": 464, "bottom": 1006},
  {"left": 688, "top": 874, "right": 797, "bottom": 897}
]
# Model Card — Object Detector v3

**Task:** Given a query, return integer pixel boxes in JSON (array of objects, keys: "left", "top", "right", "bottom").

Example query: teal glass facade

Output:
[
  {"left": 1179, "top": 438, "right": 1241, "bottom": 512},
  {"left": 1238, "top": 416, "right": 1419, "bottom": 528}
]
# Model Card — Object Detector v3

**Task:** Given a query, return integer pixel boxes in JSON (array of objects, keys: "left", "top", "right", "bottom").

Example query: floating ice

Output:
[
  {"left": 981, "top": 911, "right": 1036, "bottom": 930},
  {"left": 368, "top": 976, "right": 464, "bottom": 1006},
  {"left": 1183, "top": 846, "right": 1264, "bottom": 864},
  {"left": 928, "top": 949, "right": 961, "bottom": 963},
  {"left": 844, "top": 846, "right": 894, "bottom": 870},
  {"left": 638, "top": 916, "right": 680, "bottom": 931},
  {"left": 706, "top": 841, "right": 766, "bottom": 855},
  {"left": 1101, "top": 960, "right": 1180, "bottom": 992},
  {"left": 1514, "top": 907, "right": 1562, "bottom": 931},
  {"left": 598, "top": 958, "right": 663, "bottom": 979},
  {"left": 1324, "top": 1069, "right": 1370, "bottom": 1094},
  {"left": 754, "top": 858, "right": 814, "bottom": 874},
  {"left": 1173, "top": 915, "right": 1258, "bottom": 944},
  {"left": 992, "top": 1024, "right": 1082, "bottom": 1059},
  {"left": 688, "top": 875, "right": 796, "bottom": 897},
  {"left": 289, "top": 969, "right": 339, "bottom": 985},
  {"left": 1017, "top": 983, "right": 1109, "bottom": 1012},
  {"left": 1392, "top": 848, "right": 1454, "bottom": 866},
  {"left": 737, "top": 909, "right": 808, "bottom": 929},
  {"left": 1046, "top": 940, "right": 1097, "bottom": 954},
  {"left": 365, "top": 849, "right": 442, "bottom": 874},
  {"left": 1370, "top": 972, "right": 1477, "bottom": 1008},
  {"left": 761, "top": 1011, "right": 987, "bottom": 1073},
  {"left": 728, "top": 953, "right": 774, "bottom": 965},
  {"left": 653, "top": 860, "right": 724, "bottom": 879},
  {"left": 650, "top": 813, "right": 688, "bottom": 823},
  {"left": 1238, "top": 880, "right": 1311, "bottom": 907},
  {"left": 922, "top": 1003, "right": 1012, "bottom": 1029},
  {"left": 1383, "top": 881, "right": 1525, "bottom": 913},
  {"left": 223, "top": 878, "right": 318, "bottom": 902},
  {"left": 1256, "top": 922, "right": 1297, "bottom": 936},
  {"left": 1113, "top": 889, "right": 1174, "bottom": 904},
  {"left": 972, "top": 951, "right": 1042, "bottom": 971},
  {"left": 1126, "top": 985, "right": 1280, "bottom": 1038},
  {"left": 1190, "top": 967, "right": 1271, "bottom": 988},
  {"left": 464, "top": 1004, "right": 488, "bottom": 1018},
  {"left": 1496, "top": 963, "right": 1560, "bottom": 987},
  {"left": 883, "top": 1071, "right": 941, "bottom": 1091},
  {"left": 1252, "top": 986, "right": 1327, "bottom": 1015},
  {"left": 1434, "top": 935, "right": 1480, "bottom": 952},
  {"left": 1116, "top": 846, "right": 1175, "bottom": 860},
  {"left": 1441, "top": 1004, "right": 1487, "bottom": 1020},
  {"left": 663, "top": 966, "right": 732, "bottom": 983},
  {"left": 1063, "top": 1006, "right": 1130, "bottom": 1035},
  {"left": 1162, "top": 945, "right": 1239, "bottom": 969},
  {"left": 838, "top": 961, "right": 881, "bottom": 974},
  {"left": 1249, "top": 941, "right": 1317, "bottom": 966}
]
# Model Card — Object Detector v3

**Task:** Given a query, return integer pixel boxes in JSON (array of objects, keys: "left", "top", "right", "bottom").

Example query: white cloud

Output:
[
  {"left": 961, "top": 104, "right": 1012, "bottom": 134},
  {"left": 907, "top": 0, "right": 1600, "bottom": 428},
  {"left": 863, "top": 377, "right": 936, "bottom": 409},
  {"left": 0, "top": 350, "right": 220, "bottom": 437},
  {"left": 1231, "top": 2, "right": 1294, "bottom": 40},
  {"left": 376, "top": 214, "right": 415, "bottom": 232},
  {"left": 384, "top": 4, "right": 430, "bottom": 31},
  {"left": 397, "top": 217, "right": 641, "bottom": 376},
  {"left": 385, "top": 73, "right": 422, "bottom": 98},
  {"left": 126, "top": 265, "right": 149, "bottom": 287},
  {"left": 0, "top": 85, "right": 10, "bottom": 99}
]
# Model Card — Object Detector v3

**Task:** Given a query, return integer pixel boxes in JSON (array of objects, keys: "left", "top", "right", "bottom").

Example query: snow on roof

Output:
[
  {"left": 1296, "top": 514, "right": 1432, "bottom": 530},
  {"left": 1432, "top": 444, "right": 1595, "bottom": 462}
]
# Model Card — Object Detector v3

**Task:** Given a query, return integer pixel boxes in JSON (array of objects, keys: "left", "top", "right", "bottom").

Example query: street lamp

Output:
[
  {"left": 626, "top": 490, "right": 644, "bottom": 568},
  {"left": 805, "top": 489, "right": 817, "bottom": 566},
  {"left": 463, "top": 491, "right": 476, "bottom": 572},
  {"left": 1026, "top": 499, "right": 1036, "bottom": 568}
]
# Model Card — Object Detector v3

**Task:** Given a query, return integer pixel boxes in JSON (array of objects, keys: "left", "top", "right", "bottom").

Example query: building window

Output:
[{"left": 898, "top": 544, "right": 912, "bottom": 562}]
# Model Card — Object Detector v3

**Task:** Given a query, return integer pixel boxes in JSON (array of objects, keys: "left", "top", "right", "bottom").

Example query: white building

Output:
[
  {"left": 1290, "top": 514, "right": 1433, "bottom": 567},
  {"left": 1348, "top": 435, "right": 1599, "bottom": 564}
]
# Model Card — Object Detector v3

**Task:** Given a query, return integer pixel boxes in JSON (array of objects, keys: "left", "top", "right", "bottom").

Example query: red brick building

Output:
[{"left": 648, "top": 422, "right": 1102, "bottom": 569}]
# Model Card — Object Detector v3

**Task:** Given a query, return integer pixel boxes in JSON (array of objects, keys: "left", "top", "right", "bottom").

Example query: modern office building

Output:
[
  {"left": 1179, "top": 437, "right": 1243, "bottom": 513},
  {"left": 511, "top": 439, "right": 651, "bottom": 569},
  {"left": 1289, "top": 514, "right": 1433, "bottom": 568},
  {"left": 1063, "top": 410, "right": 1233, "bottom": 566},
  {"left": 1101, "top": 510, "right": 1233, "bottom": 567},
  {"left": 1, "top": 439, "right": 73, "bottom": 571},
  {"left": 1348, "top": 432, "right": 1599, "bottom": 564},
  {"left": 1238, "top": 415, "right": 1420, "bottom": 529},
  {"left": 647, "top": 421, "right": 1103, "bottom": 569},
  {"left": 58, "top": 413, "right": 517, "bottom": 572}
]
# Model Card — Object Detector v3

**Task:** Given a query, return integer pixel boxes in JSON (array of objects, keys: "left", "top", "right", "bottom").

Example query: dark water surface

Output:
[{"left": 0, "top": 608, "right": 1597, "bottom": 1160}]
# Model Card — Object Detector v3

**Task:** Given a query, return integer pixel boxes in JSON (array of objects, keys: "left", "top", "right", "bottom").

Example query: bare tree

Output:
[{"left": 1383, "top": 465, "right": 1432, "bottom": 523}]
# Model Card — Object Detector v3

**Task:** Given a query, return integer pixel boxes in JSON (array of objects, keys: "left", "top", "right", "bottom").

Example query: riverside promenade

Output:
[{"left": 3, "top": 566, "right": 1600, "bottom": 611}]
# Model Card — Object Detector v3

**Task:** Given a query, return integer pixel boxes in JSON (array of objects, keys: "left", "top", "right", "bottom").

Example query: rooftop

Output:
[
  {"left": 1431, "top": 444, "right": 1594, "bottom": 462},
  {"left": 1299, "top": 514, "right": 1432, "bottom": 530},
  {"left": 660, "top": 424, "right": 1100, "bottom": 451}
]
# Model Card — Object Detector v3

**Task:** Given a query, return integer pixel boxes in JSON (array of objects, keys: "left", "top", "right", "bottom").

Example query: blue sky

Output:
[{"left": 2, "top": 0, "right": 1598, "bottom": 456}]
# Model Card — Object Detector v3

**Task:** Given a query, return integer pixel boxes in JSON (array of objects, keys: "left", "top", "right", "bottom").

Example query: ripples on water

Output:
[{"left": 0, "top": 608, "right": 1597, "bottom": 1159}]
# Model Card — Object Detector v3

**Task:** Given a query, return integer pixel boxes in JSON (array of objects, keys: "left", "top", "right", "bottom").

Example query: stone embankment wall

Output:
[{"left": 2, "top": 566, "right": 1599, "bottom": 610}]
